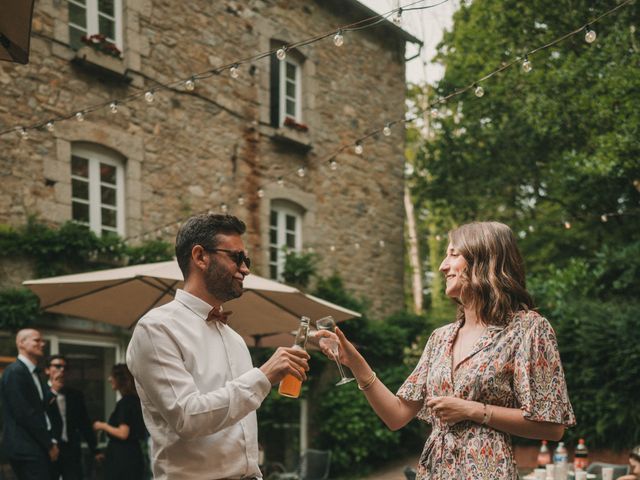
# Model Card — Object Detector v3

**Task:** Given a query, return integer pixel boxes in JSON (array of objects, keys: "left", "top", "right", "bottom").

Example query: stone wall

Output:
[{"left": 0, "top": 0, "right": 410, "bottom": 318}]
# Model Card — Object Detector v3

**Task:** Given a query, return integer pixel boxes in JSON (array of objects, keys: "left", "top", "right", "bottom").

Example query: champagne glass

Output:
[{"left": 315, "top": 316, "right": 354, "bottom": 386}]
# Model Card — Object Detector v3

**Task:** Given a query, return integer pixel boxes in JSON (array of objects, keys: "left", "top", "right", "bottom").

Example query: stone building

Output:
[{"left": 0, "top": 0, "right": 419, "bottom": 470}]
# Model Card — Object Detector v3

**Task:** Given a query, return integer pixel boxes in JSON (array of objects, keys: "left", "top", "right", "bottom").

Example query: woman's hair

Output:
[
  {"left": 111, "top": 363, "right": 137, "bottom": 396},
  {"left": 630, "top": 445, "right": 640, "bottom": 462},
  {"left": 449, "top": 221, "right": 534, "bottom": 326}
]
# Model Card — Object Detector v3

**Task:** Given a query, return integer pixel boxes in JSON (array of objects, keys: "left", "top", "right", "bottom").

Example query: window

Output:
[
  {"left": 68, "top": 0, "right": 123, "bottom": 51},
  {"left": 269, "top": 202, "right": 303, "bottom": 280},
  {"left": 71, "top": 144, "right": 125, "bottom": 237},
  {"left": 270, "top": 50, "right": 303, "bottom": 127}
]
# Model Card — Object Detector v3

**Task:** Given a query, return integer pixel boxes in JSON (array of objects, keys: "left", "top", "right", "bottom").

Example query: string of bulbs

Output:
[{"left": 3, "top": 0, "right": 635, "bottom": 246}]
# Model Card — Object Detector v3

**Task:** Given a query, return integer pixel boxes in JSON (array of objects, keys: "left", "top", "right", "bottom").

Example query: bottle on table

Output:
[
  {"left": 573, "top": 438, "right": 589, "bottom": 471},
  {"left": 537, "top": 440, "right": 551, "bottom": 467},
  {"left": 553, "top": 441, "right": 569, "bottom": 480},
  {"left": 278, "top": 316, "right": 310, "bottom": 398}
]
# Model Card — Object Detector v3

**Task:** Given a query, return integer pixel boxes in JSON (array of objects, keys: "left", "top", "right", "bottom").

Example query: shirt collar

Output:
[
  {"left": 17, "top": 354, "right": 37, "bottom": 373},
  {"left": 175, "top": 289, "right": 216, "bottom": 321}
]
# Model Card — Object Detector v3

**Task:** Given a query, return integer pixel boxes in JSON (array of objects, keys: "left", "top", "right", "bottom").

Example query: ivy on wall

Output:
[{"left": 0, "top": 218, "right": 173, "bottom": 330}]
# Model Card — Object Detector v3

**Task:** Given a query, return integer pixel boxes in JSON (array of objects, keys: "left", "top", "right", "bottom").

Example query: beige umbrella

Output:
[
  {"left": 0, "top": 0, "right": 36, "bottom": 64},
  {"left": 23, "top": 260, "right": 359, "bottom": 346}
]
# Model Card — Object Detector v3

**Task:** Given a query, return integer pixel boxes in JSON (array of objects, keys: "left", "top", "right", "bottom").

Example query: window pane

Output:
[
  {"left": 286, "top": 81, "right": 295, "bottom": 98},
  {"left": 270, "top": 247, "right": 278, "bottom": 262},
  {"left": 71, "top": 156, "right": 89, "bottom": 178},
  {"left": 98, "top": 17, "right": 115, "bottom": 42},
  {"left": 270, "top": 210, "right": 278, "bottom": 227},
  {"left": 100, "top": 163, "right": 116, "bottom": 184},
  {"left": 72, "top": 178, "right": 89, "bottom": 200},
  {"left": 98, "top": 0, "right": 115, "bottom": 16},
  {"left": 270, "top": 265, "right": 278, "bottom": 279},
  {"left": 286, "top": 62, "right": 296, "bottom": 80},
  {"left": 101, "top": 186, "right": 116, "bottom": 206},
  {"left": 269, "top": 228, "right": 277, "bottom": 245},
  {"left": 101, "top": 229, "right": 118, "bottom": 238},
  {"left": 69, "top": 26, "right": 86, "bottom": 50},
  {"left": 286, "top": 233, "right": 296, "bottom": 248},
  {"left": 101, "top": 207, "right": 117, "bottom": 227},
  {"left": 69, "top": 3, "right": 87, "bottom": 28},
  {"left": 286, "top": 215, "right": 296, "bottom": 231},
  {"left": 72, "top": 202, "right": 89, "bottom": 223},
  {"left": 286, "top": 99, "right": 295, "bottom": 116}
]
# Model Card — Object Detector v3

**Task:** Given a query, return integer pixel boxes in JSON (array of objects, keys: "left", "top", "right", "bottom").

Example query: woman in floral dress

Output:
[{"left": 318, "top": 221, "right": 575, "bottom": 479}]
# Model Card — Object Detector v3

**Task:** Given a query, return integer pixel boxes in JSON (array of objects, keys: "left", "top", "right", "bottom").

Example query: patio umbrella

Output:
[
  {"left": 0, "top": 0, "right": 36, "bottom": 64},
  {"left": 23, "top": 260, "right": 359, "bottom": 346}
]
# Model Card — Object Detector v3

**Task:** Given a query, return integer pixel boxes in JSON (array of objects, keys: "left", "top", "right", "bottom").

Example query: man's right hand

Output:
[
  {"left": 49, "top": 443, "right": 59, "bottom": 462},
  {"left": 259, "top": 347, "right": 310, "bottom": 385}
]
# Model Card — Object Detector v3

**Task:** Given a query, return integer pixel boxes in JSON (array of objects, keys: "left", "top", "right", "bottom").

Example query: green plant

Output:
[
  {"left": 0, "top": 288, "right": 43, "bottom": 331},
  {"left": 282, "top": 250, "right": 318, "bottom": 289}
]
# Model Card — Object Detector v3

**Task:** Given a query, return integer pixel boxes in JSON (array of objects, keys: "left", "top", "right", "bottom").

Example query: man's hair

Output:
[
  {"left": 449, "top": 221, "right": 534, "bottom": 326},
  {"left": 175, "top": 214, "right": 246, "bottom": 278},
  {"left": 46, "top": 354, "right": 66, "bottom": 366},
  {"left": 111, "top": 363, "right": 137, "bottom": 396}
]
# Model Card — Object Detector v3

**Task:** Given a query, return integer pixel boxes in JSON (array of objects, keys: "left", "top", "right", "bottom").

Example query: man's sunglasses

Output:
[
  {"left": 49, "top": 364, "right": 67, "bottom": 370},
  {"left": 204, "top": 248, "right": 251, "bottom": 269}
]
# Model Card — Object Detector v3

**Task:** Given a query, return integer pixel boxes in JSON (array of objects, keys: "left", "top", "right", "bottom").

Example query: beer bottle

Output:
[{"left": 278, "top": 316, "right": 310, "bottom": 398}]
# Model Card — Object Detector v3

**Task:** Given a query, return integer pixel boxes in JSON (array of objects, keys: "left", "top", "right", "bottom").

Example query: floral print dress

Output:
[{"left": 397, "top": 310, "right": 576, "bottom": 480}]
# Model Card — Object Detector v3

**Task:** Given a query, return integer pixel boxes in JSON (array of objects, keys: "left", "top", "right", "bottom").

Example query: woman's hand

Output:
[
  {"left": 426, "top": 396, "right": 479, "bottom": 426},
  {"left": 315, "top": 327, "right": 360, "bottom": 369},
  {"left": 93, "top": 420, "right": 106, "bottom": 432}
]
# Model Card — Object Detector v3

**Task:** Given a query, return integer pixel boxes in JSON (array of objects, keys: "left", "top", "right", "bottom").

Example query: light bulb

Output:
[
  {"left": 430, "top": 108, "right": 439, "bottom": 119},
  {"left": 354, "top": 242, "right": 360, "bottom": 250},
  {"left": 474, "top": 85, "right": 485, "bottom": 97},
  {"left": 221, "top": 203, "right": 228, "bottom": 214},
  {"left": 329, "top": 159, "right": 338, "bottom": 171},
  {"left": 378, "top": 239, "right": 385, "bottom": 248},
  {"left": 230, "top": 65, "right": 239, "bottom": 79},
  {"left": 185, "top": 78, "right": 195, "bottom": 91},
  {"left": 110, "top": 102, "right": 118, "bottom": 113},
  {"left": 528, "top": 225, "right": 535, "bottom": 232},
  {"left": 564, "top": 221, "right": 571, "bottom": 229},
  {"left": 585, "top": 28, "right": 597, "bottom": 44},
  {"left": 276, "top": 47, "right": 286, "bottom": 61},
  {"left": 522, "top": 57, "right": 532, "bottom": 73},
  {"left": 333, "top": 31, "right": 344, "bottom": 47},
  {"left": 75, "top": 112, "right": 84, "bottom": 122},
  {"left": 600, "top": 214, "right": 608, "bottom": 222},
  {"left": 145, "top": 91, "right": 155, "bottom": 103},
  {"left": 277, "top": 177, "right": 284, "bottom": 186},
  {"left": 46, "top": 122, "right": 55, "bottom": 132},
  {"left": 393, "top": 9, "right": 402, "bottom": 26},
  {"left": 297, "top": 167, "right": 306, "bottom": 177},
  {"left": 435, "top": 234, "right": 442, "bottom": 241},
  {"left": 354, "top": 142, "right": 363, "bottom": 155},
  {"left": 383, "top": 124, "right": 391, "bottom": 136},
  {"left": 257, "top": 188, "right": 265, "bottom": 198},
  {"left": 330, "top": 245, "right": 336, "bottom": 252},
  {"left": 19, "top": 128, "right": 28, "bottom": 139},
  {"left": 237, "top": 196, "right": 245, "bottom": 206}
]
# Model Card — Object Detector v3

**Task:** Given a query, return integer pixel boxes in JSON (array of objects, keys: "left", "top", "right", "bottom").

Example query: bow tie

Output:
[{"left": 206, "top": 306, "right": 232, "bottom": 325}]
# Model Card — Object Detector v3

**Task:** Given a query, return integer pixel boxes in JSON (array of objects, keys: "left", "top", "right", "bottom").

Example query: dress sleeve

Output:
[
  {"left": 513, "top": 313, "right": 576, "bottom": 426},
  {"left": 396, "top": 330, "right": 438, "bottom": 421}
]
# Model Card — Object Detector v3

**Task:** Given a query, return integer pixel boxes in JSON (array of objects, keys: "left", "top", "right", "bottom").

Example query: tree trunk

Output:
[{"left": 404, "top": 184, "right": 423, "bottom": 314}]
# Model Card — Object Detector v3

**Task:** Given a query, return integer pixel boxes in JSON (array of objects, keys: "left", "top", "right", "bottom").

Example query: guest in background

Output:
[
  {"left": 93, "top": 364, "right": 146, "bottom": 480},
  {"left": 619, "top": 445, "right": 640, "bottom": 480},
  {"left": 45, "top": 354, "right": 100, "bottom": 480},
  {"left": 1, "top": 329, "right": 58, "bottom": 480}
]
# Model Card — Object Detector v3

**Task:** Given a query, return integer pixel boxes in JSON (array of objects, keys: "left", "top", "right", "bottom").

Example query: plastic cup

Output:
[
  {"left": 535, "top": 468, "right": 547, "bottom": 480},
  {"left": 546, "top": 464, "right": 555, "bottom": 479},
  {"left": 601, "top": 467, "right": 614, "bottom": 480},
  {"left": 575, "top": 471, "right": 587, "bottom": 480}
]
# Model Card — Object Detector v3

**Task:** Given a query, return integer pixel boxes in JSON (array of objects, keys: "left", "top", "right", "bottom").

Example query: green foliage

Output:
[
  {"left": 0, "top": 288, "right": 42, "bottom": 331},
  {"left": 281, "top": 250, "right": 318, "bottom": 289}
]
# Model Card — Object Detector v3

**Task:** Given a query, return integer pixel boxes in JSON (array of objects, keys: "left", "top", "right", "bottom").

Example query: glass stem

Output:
[{"left": 334, "top": 349, "right": 349, "bottom": 379}]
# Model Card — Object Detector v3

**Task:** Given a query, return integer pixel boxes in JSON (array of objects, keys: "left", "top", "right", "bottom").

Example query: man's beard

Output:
[{"left": 204, "top": 261, "right": 243, "bottom": 302}]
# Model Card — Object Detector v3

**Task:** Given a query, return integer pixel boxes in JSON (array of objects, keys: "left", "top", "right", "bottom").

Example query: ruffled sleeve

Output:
[
  {"left": 513, "top": 312, "right": 576, "bottom": 426},
  {"left": 396, "top": 329, "right": 438, "bottom": 422}
]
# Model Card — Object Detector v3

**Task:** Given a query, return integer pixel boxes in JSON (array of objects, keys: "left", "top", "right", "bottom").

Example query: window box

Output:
[
  {"left": 270, "top": 126, "right": 312, "bottom": 152},
  {"left": 72, "top": 45, "right": 130, "bottom": 82}
]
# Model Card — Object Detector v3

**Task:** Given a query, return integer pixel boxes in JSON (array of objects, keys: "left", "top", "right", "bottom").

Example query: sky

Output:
[{"left": 359, "top": 0, "right": 459, "bottom": 85}]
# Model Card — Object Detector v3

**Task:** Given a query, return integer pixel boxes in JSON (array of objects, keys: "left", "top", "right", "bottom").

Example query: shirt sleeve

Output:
[
  {"left": 513, "top": 313, "right": 576, "bottom": 426},
  {"left": 396, "top": 329, "right": 438, "bottom": 422},
  {"left": 126, "top": 319, "right": 272, "bottom": 440}
]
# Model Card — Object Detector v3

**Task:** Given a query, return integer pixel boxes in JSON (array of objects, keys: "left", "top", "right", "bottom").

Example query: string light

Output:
[
  {"left": 354, "top": 242, "right": 361, "bottom": 250},
  {"left": 330, "top": 245, "right": 336, "bottom": 252},
  {"left": 430, "top": 108, "right": 439, "bottom": 119},
  {"left": 354, "top": 142, "right": 363, "bottom": 155},
  {"left": 333, "top": 30, "right": 344, "bottom": 47},
  {"left": 474, "top": 85, "right": 485, "bottom": 97},
  {"left": 45, "top": 122, "right": 55, "bottom": 132},
  {"left": 383, "top": 124, "right": 392, "bottom": 136},
  {"left": 109, "top": 101, "right": 118, "bottom": 113},
  {"left": 75, "top": 112, "right": 84, "bottom": 122},
  {"left": 220, "top": 203, "right": 228, "bottom": 213},
  {"left": 257, "top": 188, "right": 265, "bottom": 198},
  {"left": 297, "top": 167, "right": 306, "bottom": 177},
  {"left": 585, "top": 26, "right": 597, "bottom": 43},
  {"left": 19, "top": 128, "right": 28, "bottom": 140},
  {"left": 144, "top": 91, "right": 155, "bottom": 103},
  {"left": 378, "top": 239, "right": 386, "bottom": 248},
  {"left": 393, "top": 8, "right": 402, "bottom": 26},
  {"left": 184, "top": 78, "right": 195, "bottom": 91},
  {"left": 329, "top": 158, "right": 338, "bottom": 170},
  {"left": 276, "top": 47, "right": 287, "bottom": 61},
  {"left": 230, "top": 64, "right": 240, "bottom": 79},
  {"left": 277, "top": 177, "right": 284, "bottom": 186},
  {"left": 237, "top": 196, "right": 245, "bottom": 206},
  {"left": 564, "top": 220, "right": 572, "bottom": 229},
  {"left": 600, "top": 214, "right": 608, "bottom": 222},
  {"left": 522, "top": 56, "right": 533, "bottom": 73}
]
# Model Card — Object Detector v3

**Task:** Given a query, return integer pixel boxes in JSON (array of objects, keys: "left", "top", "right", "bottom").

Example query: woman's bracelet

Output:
[
  {"left": 357, "top": 371, "right": 377, "bottom": 391},
  {"left": 481, "top": 403, "right": 493, "bottom": 425}
]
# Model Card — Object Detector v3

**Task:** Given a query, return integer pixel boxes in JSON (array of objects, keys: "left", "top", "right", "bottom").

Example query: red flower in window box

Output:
[
  {"left": 80, "top": 34, "right": 122, "bottom": 58},
  {"left": 283, "top": 116, "right": 309, "bottom": 132}
]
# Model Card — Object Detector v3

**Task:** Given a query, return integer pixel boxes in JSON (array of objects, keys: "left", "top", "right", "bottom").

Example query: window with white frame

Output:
[
  {"left": 269, "top": 201, "right": 303, "bottom": 280},
  {"left": 68, "top": 0, "right": 123, "bottom": 51},
  {"left": 280, "top": 58, "right": 302, "bottom": 125},
  {"left": 71, "top": 144, "right": 125, "bottom": 237}
]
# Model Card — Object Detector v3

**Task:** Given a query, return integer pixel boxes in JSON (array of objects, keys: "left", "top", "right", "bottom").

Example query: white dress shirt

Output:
[
  {"left": 126, "top": 289, "right": 271, "bottom": 480},
  {"left": 48, "top": 381, "right": 68, "bottom": 441},
  {"left": 17, "top": 354, "right": 51, "bottom": 431}
]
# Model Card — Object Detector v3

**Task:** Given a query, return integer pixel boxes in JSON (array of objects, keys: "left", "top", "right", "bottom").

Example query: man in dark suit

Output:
[
  {"left": 1, "top": 328, "right": 59, "bottom": 480},
  {"left": 45, "top": 354, "right": 100, "bottom": 480}
]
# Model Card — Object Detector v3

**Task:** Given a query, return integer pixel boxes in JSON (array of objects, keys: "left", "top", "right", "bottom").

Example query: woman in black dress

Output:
[{"left": 93, "top": 363, "right": 147, "bottom": 480}]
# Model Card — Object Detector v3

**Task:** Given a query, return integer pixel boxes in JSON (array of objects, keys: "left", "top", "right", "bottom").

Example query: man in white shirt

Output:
[{"left": 127, "top": 214, "right": 310, "bottom": 479}]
